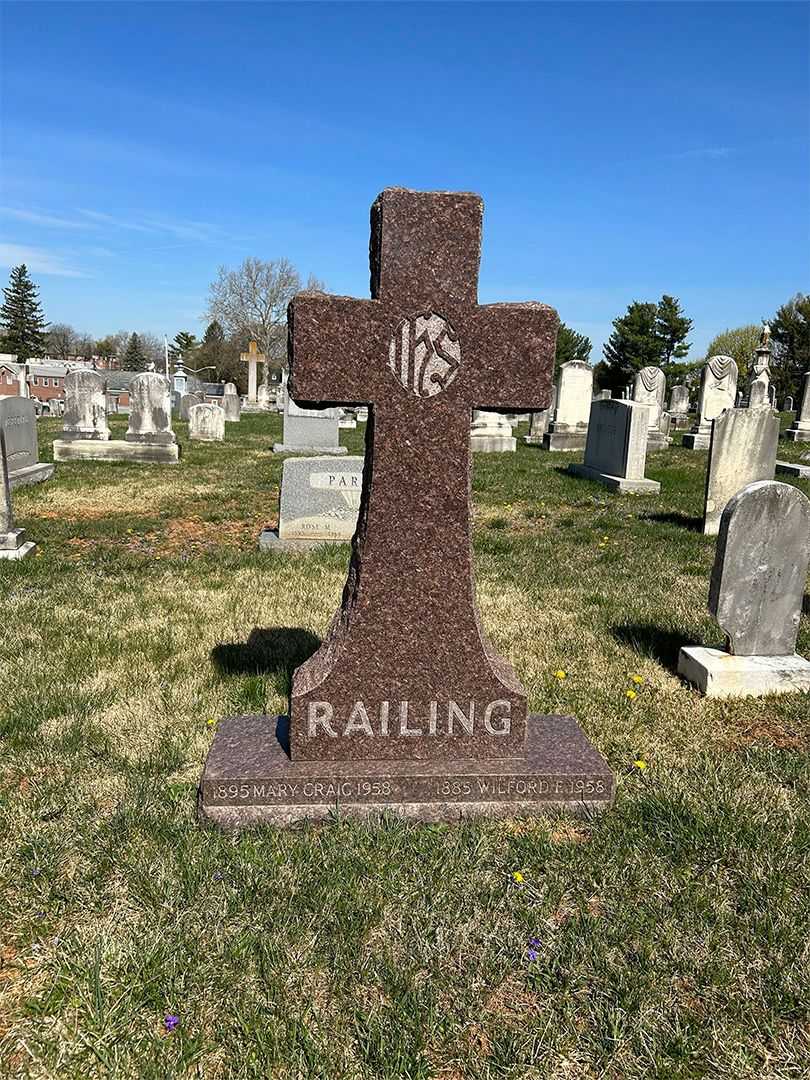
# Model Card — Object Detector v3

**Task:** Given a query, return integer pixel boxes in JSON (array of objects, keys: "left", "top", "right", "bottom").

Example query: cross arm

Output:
[
  {"left": 288, "top": 293, "right": 389, "bottom": 406},
  {"left": 464, "top": 302, "right": 558, "bottom": 410}
]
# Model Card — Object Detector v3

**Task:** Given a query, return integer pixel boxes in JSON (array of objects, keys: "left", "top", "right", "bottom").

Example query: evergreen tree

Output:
[
  {"left": 601, "top": 301, "right": 660, "bottom": 385},
  {"left": 200, "top": 320, "right": 225, "bottom": 368},
  {"left": 769, "top": 294, "right": 810, "bottom": 402},
  {"left": 555, "top": 322, "right": 591, "bottom": 374},
  {"left": 168, "top": 330, "right": 199, "bottom": 364},
  {"left": 0, "top": 264, "right": 49, "bottom": 358},
  {"left": 123, "top": 332, "right": 148, "bottom": 371},
  {"left": 656, "top": 294, "right": 692, "bottom": 364}
]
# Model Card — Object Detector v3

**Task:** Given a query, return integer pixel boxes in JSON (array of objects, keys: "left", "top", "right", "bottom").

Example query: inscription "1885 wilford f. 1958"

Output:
[{"left": 307, "top": 699, "right": 512, "bottom": 738}]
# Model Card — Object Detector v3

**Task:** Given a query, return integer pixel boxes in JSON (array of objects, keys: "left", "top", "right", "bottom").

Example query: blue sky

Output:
[{"left": 1, "top": 1, "right": 808, "bottom": 360}]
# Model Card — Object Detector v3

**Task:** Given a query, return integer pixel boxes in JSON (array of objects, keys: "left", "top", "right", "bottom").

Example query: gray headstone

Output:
[
  {"left": 668, "top": 385, "right": 690, "bottom": 416},
  {"left": 633, "top": 366, "right": 666, "bottom": 431},
  {"left": 683, "top": 356, "right": 738, "bottom": 448},
  {"left": 543, "top": 361, "right": 592, "bottom": 450},
  {"left": 709, "top": 480, "right": 810, "bottom": 656},
  {"left": 222, "top": 383, "right": 241, "bottom": 422},
  {"left": 189, "top": 403, "right": 225, "bottom": 442},
  {"left": 273, "top": 455, "right": 364, "bottom": 543},
  {"left": 273, "top": 395, "right": 345, "bottom": 454},
  {"left": 180, "top": 392, "right": 204, "bottom": 421},
  {"left": 126, "top": 372, "right": 176, "bottom": 445},
  {"left": 703, "top": 407, "right": 779, "bottom": 535},
  {"left": 0, "top": 397, "right": 53, "bottom": 488},
  {"left": 748, "top": 377, "right": 770, "bottom": 411},
  {"left": 0, "top": 426, "right": 36, "bottom": 559},
  {"left": 470, "top": 410, "right": 516, "bottom": 452},
  {"left": 567, "top": 399, "right": 660, "bottom": 493},
  {"left": 784, "top": 395, "right": 794, "bottom": 412},
  {"left": 61, "top": 369, "right": 110, "bottom": 441},
  {"left": 784, "top": 372, "right": 810, "bottom": 442}
]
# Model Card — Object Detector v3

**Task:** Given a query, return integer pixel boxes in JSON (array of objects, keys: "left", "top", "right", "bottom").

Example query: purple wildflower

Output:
[
  {"left": 212, "top": 871, "right": 224, "bottom": 882},
  {"left": 528, "top": 937, "right": 541, "bottom": 949},
  {"left": 164, "top": 1015, "right": 179, "bottom": 1032},
  {"left": 527, "top": 949, "right": 539, "bottom": 962}
]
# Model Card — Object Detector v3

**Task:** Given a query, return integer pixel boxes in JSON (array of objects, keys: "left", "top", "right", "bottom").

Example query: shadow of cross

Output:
[{"left": 287, "top": 187, "right": 558, "bottom": 762}]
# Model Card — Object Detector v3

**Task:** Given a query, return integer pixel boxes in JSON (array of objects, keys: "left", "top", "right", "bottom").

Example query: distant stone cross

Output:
[
  {"left": 287, "top": 188, "right": 558, "bottom": 762},
  {"left": 240, "top": 339, "right": 266, "bottom": 404}
]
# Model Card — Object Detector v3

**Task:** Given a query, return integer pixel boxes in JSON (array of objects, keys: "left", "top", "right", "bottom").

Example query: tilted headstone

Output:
[
  {"left": 201, "top": 186, "right": 613, "bottom": 826},
  {"left": 273, "top": 394, "right": 346, "bottom": 455},
  {"left": 126, "top": 372, "right": 176, "bottom": 445},
  {"left": 703, "top": 407, "right": 779, "bottom": 535},
  {"left": 0, "top": 397, "right": 54, "bottom": 488},
  {"left": 222, "top": 383, "right": 242, "bottom": 422},
  {"left": 189, "top": 403, "right": 225, "bottom": 442},
  {"left": 180, "top": 391, "right": 204, "bottom": 421},
  {"left": 259, "top": 455, "right": 364, "bottom": 550},
  {"left": 542, "top": 359, "right": 593, "bottom": 451},
  {"left": 525, "top": 385, "right": 557, "bottom": 445},
  {"left": 470, "top": 409, "right": 516, "bottom": 452},
  {"left": 683, "top": 355, "right": 738, "bottom": 449},
  {"left": 633, "top": 366, "right": 669, "bottom": 447},
  {"left": 0, "top": 428, "right": 36, "bottom": 560},
  {"left": 784, "top": 372, "right": 810, "bottom": 442},
  {"left": 568, "top": 399, "right": 660, "bottom": 493},
  {"left": 678, "top": 480, "right": 810, "bottom": 696},
  {"left": 60, "top": 369, "right": 110, "bottom": 441}
]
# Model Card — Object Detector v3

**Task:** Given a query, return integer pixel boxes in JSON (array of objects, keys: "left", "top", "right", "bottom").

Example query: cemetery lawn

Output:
[{"left": 3, "top": 412, "right": 810, "bottom": 1080}]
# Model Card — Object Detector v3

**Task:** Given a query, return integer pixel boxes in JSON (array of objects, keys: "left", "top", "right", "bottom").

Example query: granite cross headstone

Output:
[
  {"left": 200, "top": 187, "right": 614, "bottom": 824},
  {"left": 240, "top": 340, "right": 266, "bottom": 405}
]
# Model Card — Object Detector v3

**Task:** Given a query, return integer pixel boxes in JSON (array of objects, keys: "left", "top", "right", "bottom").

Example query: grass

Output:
[{"left": 1, "top": 411, "right": 809, "bottom": 1079}]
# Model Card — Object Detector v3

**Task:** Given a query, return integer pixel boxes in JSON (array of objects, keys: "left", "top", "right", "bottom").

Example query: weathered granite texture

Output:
[
  {"left": 126, "top": 372, "right": 176, "bottom": 445},
  {"left": 683, "top": 355, "right": 738, "bottom": 449},
  {"left": 0, "top": 398, "right": 54, "bottom": 489},
  {"left": 0, "top": 427, "right": 36, "bottom": 560},
  {"left": 542, "top": 360, "right": 592, "bottom": 451},
  {"left": 189, "top": 403, "right": 225, "bottom": 442},
  {"left": 470, "top": 410, "right": 516, "bottom": 452},
  {"left": 199, "top": 713, "right": 614, "bottom": 826},
  {"left": 284, "top": 188, "right": 560, "bottom": 762},
  {"left": 703, "top": 408, "right": 778, "bottom": 535},
  {"left": 259, "top": 455, "right": 364, "bottom": 550},
  {"left": 784, "top": 372, "right": 810, "bottom": 442},
  {"left": 708, "top": 480, "right": 810, "bottom": 656},
  {"left": 568, "top": 399, "right": 660, "bottom": 493},
  {"left": 60, "top": 369, "right": 110, "bottom": 441}
]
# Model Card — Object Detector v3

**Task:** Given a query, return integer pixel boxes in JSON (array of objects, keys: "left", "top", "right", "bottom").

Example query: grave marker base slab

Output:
[
  {"left": 53, "top": 440, "right": 180, "bottom": 464},
  {"left": 199, "top": 713, "right": 614, "bottom": 827},
  {"left": 775, "top": 460, "right": 810, "bottom": 479},
  {"left": 257, "top": 528, "right": 350, "bottom": 552},
  {"left": 682, "top": 432, "right": 711, "bottom": 450},
  {"left": 784, "top": 427, "right": 810, "bottom": 443},
  {"left": 8, "top": 462, "right": 55, "bottom": 490},
  {"left": 542, "top": 431, "right": 587, "bottom": 452},
  {"left": 678, "top": 646, "right": 810, "bottom": 698},
  {"left": 272, "top": 443, "right": 347, "bottom": 456},
  {"left": 567, "top": 463, "right": 660, "bottom": 494}
]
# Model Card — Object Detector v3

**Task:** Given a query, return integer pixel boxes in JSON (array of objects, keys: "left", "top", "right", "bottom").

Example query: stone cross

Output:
[
  {"left": 287, "top": 187, "right": 558, "bottom": 762},
  {"left": 240, "top": 340, "right": 266, "bottom": 404}
]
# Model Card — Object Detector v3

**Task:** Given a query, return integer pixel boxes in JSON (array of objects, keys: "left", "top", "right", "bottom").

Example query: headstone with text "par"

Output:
[{"left": 200, "top": 187, "right": 614, "bottom": 826}]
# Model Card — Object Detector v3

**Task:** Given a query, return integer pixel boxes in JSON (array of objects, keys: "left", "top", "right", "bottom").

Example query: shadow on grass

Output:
[
  {"left": 211, "top": 627, "right": 321, "bottom": 679},
  {"left": 804, "top": 594, "right": 810, "bottom": 616},
  {"left": 642, "top": 511, "right": 703, "bottom": 533},
  {"left": 611, "top": 622, "right": 686, "bottom": 676}
]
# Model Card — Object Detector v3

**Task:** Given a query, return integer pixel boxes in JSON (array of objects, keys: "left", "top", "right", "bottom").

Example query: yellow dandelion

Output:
[
  {"left": 625, "top": 689, "right": 637, "bottom": 700},
  {"left": 206, "top": 718, "right": 217, "bottom": 727},
  {"left": 633, "top": 759, "right": 647, "bottom": 770},
  {"left": 631, "top": 674, "right": 643, "bottom": 684},
  {"left": 512, "top": 871, "right": 524, "bottom": 883},
  {"left": 553, "top": 669, "right": 567, "bottom": 680}
]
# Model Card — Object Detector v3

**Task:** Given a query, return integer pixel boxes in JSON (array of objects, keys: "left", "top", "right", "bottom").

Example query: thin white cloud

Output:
[
  {"left": 77, "top": 208, "right": 221, "bottom": 242},
  {"left": 0, "top": 243, "right": 88, "bottom": 278},
  {"left": 0, "top": 207, "right": 88, "bottom": 229}
]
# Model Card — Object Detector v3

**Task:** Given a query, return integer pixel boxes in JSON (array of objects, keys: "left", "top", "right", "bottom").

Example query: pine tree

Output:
[
  {"left": 555, "top": 323, "right": 591, "bottom": 373},
  {"left": 123, "top": 332, "right": 148, "bottom": 371},
  {"left": 0, "top": 264, "right": 49, "bottom": 358},
  {"left": 769, "top": 293, "right": 810, "bottom": 401},
  {"left": 168, "top": 330, "right": 199, "bottom": 364},
  {"left": 601, "top": 301, "right": 661, "bottom": 383},
  {"left": 656, "top": 294, "right": 692, "bottom": 364}
]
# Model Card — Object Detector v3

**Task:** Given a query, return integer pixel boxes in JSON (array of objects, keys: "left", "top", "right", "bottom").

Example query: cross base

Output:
[{"left": 199, "top": 713, "right": 614, "bottom": 827}]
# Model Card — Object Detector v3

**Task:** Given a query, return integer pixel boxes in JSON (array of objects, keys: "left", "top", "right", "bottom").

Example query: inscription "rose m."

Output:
[{"left": 308, "top": 699, "right": 511, "bottom": 738}]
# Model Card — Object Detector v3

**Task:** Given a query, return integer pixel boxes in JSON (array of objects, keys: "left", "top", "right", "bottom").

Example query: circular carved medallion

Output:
[{"left": 388, "top": 312, "right": 461, "bottom": 398}]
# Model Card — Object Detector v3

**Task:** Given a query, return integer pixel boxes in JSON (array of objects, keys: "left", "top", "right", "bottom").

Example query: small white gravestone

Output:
[
  {"left": 568, "top": 399, "right": 660, "bottom": 493},
  {"left": 470, "top": 410, "right": 516, "bottom": 452},
  {"left": 784, "top": 372, "right": 810, "bottom": 443},
  {"left": 259, "top": 455, "right": 365, "bottom": 550},
  {"left": 632, "top": 366, "right": 669, "bottom": 448},
  {"left": 784, "top": 395, "right": 794, "bottom": 413},
  {"left": 683, "top": 355, "right": 738, "bottom": 449},
  {"left": 525, "top": 386, "right": 557, "bottom": 446},
  {"left": 180, "top": 392, "right": 204, "bottom": 421},
  {"left": 356, "top": 406, "right": 369, "bottom": 423},
  {"left": 668, "top": 384, "right": 690, "bottom": 428},
  {"left": 273, "top": 394, "right": 346, "bottom": 455},
  {"left": 60, "top": 369, "right": 110, "bottom": 441},
  {"left": 542, "top": 360, "right": 593, "bottom": 451},
  {"left": 222, "top": 383, "right": 242, "bottom": 422},
  {"left": 189, "top": 403, "right": 225, "bottom": 442},
  {"left": 0, "top": 427, "right": 36, "bottom": 560},
  {"left": 703, "top": 407, "right": 779, "bottom": 536},
  {"left": 678, "top": 481, "right": 810, "bottom": 697},
  {"left": 0, "top": 397, "right": 54, "bottom": 488}
]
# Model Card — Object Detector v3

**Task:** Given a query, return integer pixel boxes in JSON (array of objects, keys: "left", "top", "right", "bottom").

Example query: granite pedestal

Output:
[
  {"left": 200, "top": 713, "right": 614, "bottom": 826},
  {"left": 568, "top": 463, "right": 660, "bottom": 493},
  {"left": 53, "top": 440, "right": 180, "bottom": 464}
]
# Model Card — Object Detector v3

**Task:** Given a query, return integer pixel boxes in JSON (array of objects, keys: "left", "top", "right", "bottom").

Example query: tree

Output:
[
  {"left": 48, "top": 322, "right": 78, "bottom": 363},
  {"left": 0, "top": 264, "right": 49, "bottom": 358},
  {"left": 168, "top": 330, "right": 199, "bottom": 364},
  {"left": 123, "top": 332, "right": 148, "bottom": 371},
  {"left": 704, "top": 324, "right": 760, "bottom": 385},
  {"left": 555, "top": 322, "right": 591, "bottom": 374},
  {"left": 205, "top": 258, "right": 325, "bottom": 374},
  {"left": 769, "top": 293, "right": 810, "bottom": 402},
  {"left": 656, "top": 294, "right": 692, "bottom": 364}
]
